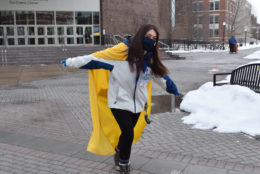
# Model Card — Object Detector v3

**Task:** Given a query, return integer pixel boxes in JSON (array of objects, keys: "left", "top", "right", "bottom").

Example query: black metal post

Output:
[
  {"left": 257, "top": 29, "right": 259, "bottom": 45},
  {"left": 223, "top": 25, "right": 225, "bottom": 50},
  {"left": 245, "top": 30, "right": 247, "bottom": 46}
]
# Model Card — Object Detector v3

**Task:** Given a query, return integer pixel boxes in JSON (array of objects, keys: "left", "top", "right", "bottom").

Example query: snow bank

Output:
[{"left": 180, "top": 82, "right": 260, "bottom": 136}]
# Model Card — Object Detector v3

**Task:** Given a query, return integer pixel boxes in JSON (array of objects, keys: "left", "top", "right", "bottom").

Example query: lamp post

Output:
[
  {"left": 244, "top": 28, "right": 247, "bottom": 47},
  {"left": 222, "top": 21, "right": 226, "bottom": 50},
  {"left": 256, "top": 29, "right": 259, "bottom": 45}
]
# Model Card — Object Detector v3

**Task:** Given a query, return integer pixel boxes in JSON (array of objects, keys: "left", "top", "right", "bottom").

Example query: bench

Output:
[{"left": 213, "top": 63, "right": 260, "bottom": 93}]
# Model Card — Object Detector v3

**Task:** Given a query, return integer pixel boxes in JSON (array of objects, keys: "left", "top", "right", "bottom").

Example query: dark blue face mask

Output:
[{"left": 143, "top": 37, "right": 156, "bottom": 51}]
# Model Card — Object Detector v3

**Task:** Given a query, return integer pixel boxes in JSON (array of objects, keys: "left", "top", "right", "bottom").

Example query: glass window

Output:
[
  {"left": 210, "top": 15, "right": 219, "bottom": 24},
  {"left": 210, "top": 16, "right": 213, "bottom": 24},
  {"left": 199, "top": 2, "right": 203, "bottom": 11},
  {"left": 0, "top": 27, "right": 4, "bottom": 36},
  {"left": 0, "top": 11, "right": 14, "bottom": 25},
  {"left": 56, "top": 11, "right": 74, "bottom": 25},
  {"left": 38, "top": 27, "right": 44, "bottom": 35},
  {"left": 210, "top": 2, "right": 214, "bottom": 10},
  {"left": 94, "top": 36, "right": 100, "bottom": 45},
  {"left": 67, "top": 27, "right": 73, "bottom": 35},
  {"left": 8, "top": 38, "right": 15, "bottom": 45},
  {"left": 38, "top": 38, "right": 45, "bottom": 45},
  {"left": 215, "top": 15, "right": 219, "bottom": 24},
  {"left": 17, "top": 27, "right": 25, "bottom": 36},
  {"left": 215, "top": 1, "right": 219, "bottom": 10},
  {"left": 77, "top": 37, "right": 83, "bottom": 44},
  {"left": 7, "top": 27, "right": 14, "bottom": 36},
  {"left": 58, "top": 37, "right": 64, "bottom": 44},
  {"left": 210, "top": 29, "right": 214, "bottom": 37},
  {"left": 47, "top": 27, "right": 54, "bottom": 35},
  {"left": 198, "top": 16, "right": 203, "bottom": 24},
  {"left": 16, "top": 11, "right": 35, "bottom": 25},
  {"left": 48, "top": 38, "right": 55, "bottom": 44},
  {"left": 209, "top": 1, "right": 219, "bottom": 10},
  {"left": 0, "top": 39, "right": 4, "bottom": 45},
  {"left": 58, "top": 27, "right": 64, "bottom": 35},
  {"left": 18, "top": 38, "right": 25, "bottom": 45},
  {"left": 209, "top": 29, "right": 218, "bottom": 37},
  {"left": 67, "top": 37, "right": 74, "bottom": 44},
  {"left": 193, "top": 2, "right": 203, "bottom": 12},
  {"left": 28, "top": 38, "right": 35, "bottom": 45},
  {"left": 36, "top": 11, "right": 54, "bottom": 25},
  {"left": 93, "top": 26, "right": 100, "bottom": 36},
  {"left": 76, "top": 27, "right": 83, "bottom": 35},
  {"left": 93, "top": 12, "right": 99, "bottom": 24},
  {"left": 28, "top": 27, "right": 35, "bottom": 35},
  {"left": 75, "top": 12, "right": 92, "bottom": 24},
  {"left": 192, "top": 3, "right": 197, "bottom": 11},
  {"left": 214, "top": 29, "right": 219, "bottom": 36},
  {"left": 85, "top": 27, "right": 92, "bottom": 44}
]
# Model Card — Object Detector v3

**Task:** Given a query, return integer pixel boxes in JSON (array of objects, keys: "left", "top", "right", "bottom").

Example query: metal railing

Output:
[
  {"left": 1, "top": 35, "right": 8, "bottom": 66},
  {"left": 102, "top": 35, "right": 229, "bottom": 52},
  {"left": 1, "top": 49, "right": 7, "bottom": 66},
  {"left": 160, "top": 39, "right": 226, "bottom": 51},
  {"left": 103, "top": 34, "right": 171, "bottom": 51},
  {"left": 158, "top": 41, "right": 170, "bottom": 51}
]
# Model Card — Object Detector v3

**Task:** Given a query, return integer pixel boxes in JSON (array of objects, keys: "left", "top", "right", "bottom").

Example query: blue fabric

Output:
[
  {"left": 80, "top": 60, "right": 114, "bottom": 71},
  {"left": 143, "top": 52, "right": 153, "bottom": 72},
  {"left": 143, "top": 37, "right": 155, "bottom": 51},
  {"left": 163, "top": 75, "right": 180, "bottom": 96},
  {"left": 229, "top": 36, "right": 237, "bottom": 44},
  {"left": 124, "top": 38, "right": 130, "bottom": 47},
  {"left": 61, "top": 60, "right": 66, "bottom": 67}
]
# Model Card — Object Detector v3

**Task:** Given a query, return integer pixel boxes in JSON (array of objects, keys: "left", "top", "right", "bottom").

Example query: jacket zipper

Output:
[{"left": 133, "top": 75, "right": 139, "bottom": 113}]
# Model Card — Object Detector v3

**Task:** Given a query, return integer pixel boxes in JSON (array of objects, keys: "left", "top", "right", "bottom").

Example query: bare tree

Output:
[
  {"left": 231, "top": 0, "right": 242, "bottom": 35},
  {"left": 231, "top": 0, "right": 252, "bottom": 42}
]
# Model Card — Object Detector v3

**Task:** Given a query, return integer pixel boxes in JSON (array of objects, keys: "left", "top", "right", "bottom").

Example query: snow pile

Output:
[
  {"left": 180, "top": 82, "right": 260, "bottom": 136},
  {"left": 238, "top": 43, "right": 260, "bottom": 50}
]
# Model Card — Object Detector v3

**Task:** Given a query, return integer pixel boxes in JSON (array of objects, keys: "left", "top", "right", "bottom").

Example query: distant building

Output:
[
  {"left": 173, "top": 0, "right": 245, "bottom": 43},
  {"left": 251, "top": 15, "right": 260, "bottom": 43},
  {"left": 101, "top": 0, "right": 173, "bottom": 39},
  {"left": 0, "top": 0, "right": 173, "bottom": 47}
]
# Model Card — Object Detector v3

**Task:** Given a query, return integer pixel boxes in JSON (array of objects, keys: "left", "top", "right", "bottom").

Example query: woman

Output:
[{"left": 61, "top": 24, "right": 179, "bottom": 174}]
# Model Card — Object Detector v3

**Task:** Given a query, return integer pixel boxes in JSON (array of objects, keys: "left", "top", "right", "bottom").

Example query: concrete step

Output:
[{"left": 1, "top": 46, "right": 107, "bottom": 65}]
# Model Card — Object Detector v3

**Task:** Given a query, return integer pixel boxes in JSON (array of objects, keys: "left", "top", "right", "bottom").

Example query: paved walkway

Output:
[{"left": 1, "top": 51, "right": 260, "bottom": 174}]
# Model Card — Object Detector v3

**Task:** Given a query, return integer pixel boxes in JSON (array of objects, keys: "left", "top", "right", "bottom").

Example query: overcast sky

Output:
[{"left": 247, "top": 0, "right": 260, "bottom": 23}]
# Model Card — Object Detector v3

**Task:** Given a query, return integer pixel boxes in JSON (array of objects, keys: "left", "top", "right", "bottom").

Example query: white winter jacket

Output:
[{"left": 65, "top": 44, "right": 179, "bottom": 113}]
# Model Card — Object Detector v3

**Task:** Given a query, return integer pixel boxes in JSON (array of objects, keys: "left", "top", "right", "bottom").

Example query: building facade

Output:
[
  {"left": 101, "top": 0, "right": 172, "bottom": 39},
  {"left": 0, "top": 0, "right": 173, "bottom": 47},
  {"left": 173, "top": 0, "right": 239, "bottom": 42},
  {"left": 251, "top": 15, "right": 259, "bottom": 43},
  {"left": 0, "top": 0, "right": 101, "bottom": 47}
]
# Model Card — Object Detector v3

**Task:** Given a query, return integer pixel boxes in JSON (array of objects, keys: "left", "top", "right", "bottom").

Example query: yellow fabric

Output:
[{"left": 87, "top": 43, "right": 152, "bottom": 155}]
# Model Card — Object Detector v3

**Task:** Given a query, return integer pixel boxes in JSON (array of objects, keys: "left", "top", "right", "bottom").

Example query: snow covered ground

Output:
[
  {"left": 168, "top": 43, "right": 260, "bottom": 54},
  {"left": 180, "top": 53, "right": 260, "bottom": 137},
  {"left": 244, "top": 50, "right": 260, "bottom": 59}
]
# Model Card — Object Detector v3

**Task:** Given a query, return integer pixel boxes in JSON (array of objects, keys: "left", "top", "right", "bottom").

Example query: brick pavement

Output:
[{"left": 1, "top": 48, "right": 260, "bottom": 174}]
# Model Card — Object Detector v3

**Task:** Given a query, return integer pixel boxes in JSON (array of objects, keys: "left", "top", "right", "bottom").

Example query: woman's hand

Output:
[
  {"left": 61, "top": 60, "right": 67, "bottom": 67},
  {"left": 164, "top": 75, "right": 180, "bottom": 96}
]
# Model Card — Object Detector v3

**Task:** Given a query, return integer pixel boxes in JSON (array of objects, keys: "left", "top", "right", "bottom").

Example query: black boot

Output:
[
  {"left": 114, "top": 148, "right": 120, "bottom": 170},
  {"left": 119, "top": 162, "right": 131, "bottom": 174}
]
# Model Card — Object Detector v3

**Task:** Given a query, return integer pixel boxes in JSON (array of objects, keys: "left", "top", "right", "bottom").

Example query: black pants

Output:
[
  {"left": 230, "top": 44, "right": 235, "bottom": 52},
  {"left": 111, "top": 108, "right": 140, "bottom": 162}
]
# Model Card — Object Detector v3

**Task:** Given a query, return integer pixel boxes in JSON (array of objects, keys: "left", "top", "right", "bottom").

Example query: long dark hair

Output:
[{"left": 127, "top": 24, "right": 169, "bottom": 77}]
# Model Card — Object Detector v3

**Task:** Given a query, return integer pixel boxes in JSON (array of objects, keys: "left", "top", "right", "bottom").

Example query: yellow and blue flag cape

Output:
[{"left": 87, "top": 43, "right": 152, "bottom": 155}]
